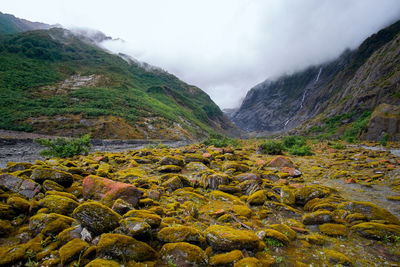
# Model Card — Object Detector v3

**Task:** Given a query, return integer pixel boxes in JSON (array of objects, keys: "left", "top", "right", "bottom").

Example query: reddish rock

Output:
[
  {"left": 82, "top": 175, "right": 143, "bottom": 206},
  {"left": 387, "top": 164, "right": 396, "bottom": 169},
  {"left": 276, "top": 179, "right": 289, "bottom": 185},
  {"left": 327, "top": 148, "right": 336, "bottom": 153},
  {"left": 345, "top": 178, "right": 355, "bottom": 184},
  {"left": 282, "top": 167, "right": 302, "bottom": 177},
  {"left": 255, "top": 159, "right": 267, "bottom": 168},
  {"left": 268, "top": 156, "right": 295, "bottom": 168},
  {"left": 235, "top": 173, "right": 261, "bottom": 183},
  {"left": 290, "top": 183, "right": 305, "bottom": 189},
  {"left": 202, "top": 153, "right": 212, "bottom": 159}
]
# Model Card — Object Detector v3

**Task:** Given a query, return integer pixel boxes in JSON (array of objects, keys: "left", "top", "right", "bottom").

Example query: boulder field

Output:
[{"left": 0, "top": 142, "right": 400, "bottom": 266}]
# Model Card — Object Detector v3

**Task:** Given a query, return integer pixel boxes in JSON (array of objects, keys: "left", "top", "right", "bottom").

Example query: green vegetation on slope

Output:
[{"left": 0, "top": 28, "right": 224, "bottom": 137}]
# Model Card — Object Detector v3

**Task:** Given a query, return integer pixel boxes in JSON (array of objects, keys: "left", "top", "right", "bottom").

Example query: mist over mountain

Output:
[{"left": 3, "top": 0, "right": 400, "bottom": 108}]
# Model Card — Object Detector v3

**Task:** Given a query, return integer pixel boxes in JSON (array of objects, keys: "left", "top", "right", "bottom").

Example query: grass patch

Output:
[
  {"left": 202, "top": 133, "right": 240, "bottom": 148},
  {"left": 36, "top": 134, "right": 91, "bottom": 157}
]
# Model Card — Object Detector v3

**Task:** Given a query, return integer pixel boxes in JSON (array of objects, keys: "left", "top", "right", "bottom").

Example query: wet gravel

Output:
[{"left": 0, "top": 138, "right": 189, "bottom": 169}]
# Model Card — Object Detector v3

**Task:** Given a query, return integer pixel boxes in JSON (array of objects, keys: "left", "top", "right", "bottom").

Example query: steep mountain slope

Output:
[
  {"left": 0, "top": 11, "right": 52, "bottom": 35},
  {"left": 233, "top": 19, "right": 400, "bottom": 139},
  {"left": 0, "top": 26, "right": 239, "bottom": 140}
]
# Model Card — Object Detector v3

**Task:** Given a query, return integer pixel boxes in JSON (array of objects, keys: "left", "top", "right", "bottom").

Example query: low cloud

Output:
[{"left": 3, "top": 0, "right": 400, "bottom": 108}]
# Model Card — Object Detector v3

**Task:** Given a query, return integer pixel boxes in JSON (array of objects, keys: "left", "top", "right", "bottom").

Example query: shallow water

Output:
[{"left": 317, "top": 178, "right": 400, "bottom": 219}]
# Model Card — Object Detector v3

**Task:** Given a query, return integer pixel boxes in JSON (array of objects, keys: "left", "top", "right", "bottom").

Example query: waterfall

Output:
[{"left": 315, "top": 67, "right": 322, "bottom": 83}]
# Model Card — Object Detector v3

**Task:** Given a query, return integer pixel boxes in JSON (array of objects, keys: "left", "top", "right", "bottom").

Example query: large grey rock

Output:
[{"left": 0, "top": 174, "right": 42, "bottom": 198}]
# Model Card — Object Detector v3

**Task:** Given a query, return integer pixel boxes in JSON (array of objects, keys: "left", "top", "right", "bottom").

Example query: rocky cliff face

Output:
[
  {"left": 233, "top": 19, "right": 400, "bottom": 139},
  {"left": 232, "top": 51, "right": 352, "bottom": 133}
]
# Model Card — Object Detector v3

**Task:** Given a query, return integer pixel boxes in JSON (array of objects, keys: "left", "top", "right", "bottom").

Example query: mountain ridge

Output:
[{"left": 0, "top": 14, "right": 241, "bottom": 140}]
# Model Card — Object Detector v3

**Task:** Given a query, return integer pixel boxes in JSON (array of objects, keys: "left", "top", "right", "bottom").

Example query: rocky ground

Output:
[{"left": 0, "top": 141, "right": 400, "bottom": 266}]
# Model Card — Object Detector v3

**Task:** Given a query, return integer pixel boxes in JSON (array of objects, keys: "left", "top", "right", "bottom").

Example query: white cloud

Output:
[{"left": 2, "top": 0, "right": 400, "bottom": 108}]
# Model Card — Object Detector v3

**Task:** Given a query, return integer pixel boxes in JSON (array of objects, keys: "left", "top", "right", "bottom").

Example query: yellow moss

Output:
[
  {"left": 45, "top": 190, "right": 78, "bottom": 202},
  {"left": 59, "top": 238, "right": 89, "bottom": 265},
  {"left": 231, "top": 205, "right": 252, "bottom": 218},
  {"left": 210, "top": 190, "right": 243, "bottom": 205},
  {"left": 257, "top": 229, "right": 290, "bottom": 246},
  {"left": 301, "top": 234, "right": 326, "bottom": 245},
  {"left": 302, "top": 210, "right": 332, "bottom": 225},
  {"left": 247, "top": 190, "right": 268, "bottom": 205},
  {"left": 338, "top": 201, "right": 400, "bottom": 224},
  {"left": 234, "top": 257, "right": 263, "bottom": 267},
  {"left": 319, "top": 223, "right": 347, "bottom": 236},
  {"left": 255, "top": 252, "right": 275, "bottom": 266},
  {"left": 351, "top": 222, "right": 400, "bottom": 241},
  {"left": 158, "top": 226, "right": 205, "bottom": 244},
  {"left": 123, "top": 210, "right": 162, "bottom": 228},
  {"left": 323, "top": 249, "right": 353, "bottom": 266},
  {"left": 40, "top": 194, "right": 78, "bottom": 215},
  {"left": 160, "top": 242, "right": 206, "bottom": 265},
  {"left": 97, "top": 233, "right": 157, "bottom": 262},
  {"left": 115, "top": 168, "right": 146, "bottom": 179},
  {"left": 204, "top": 225, "right": 260, "bottom": 251},
  {"left": 29, "top": 213, "right": 76, "bottom": 236},
  {"left": 7, "top": 196, "right": 30, "bottom": 212},
  {"left": 86, "top": 259, "right": 121, "bottom": 267},
  {"left": 268, "top": 224, "right": 297, "bottom": 240},
  {"left": 209, "top": 250, "right": 244, "bottom": 266}
]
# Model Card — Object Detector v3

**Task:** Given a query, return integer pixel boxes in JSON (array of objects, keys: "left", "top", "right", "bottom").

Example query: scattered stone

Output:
[
  {"left": 82, "top": 175, "right": 143, "bottom": 206},
  {"left": 72, "top": 202, "right": 121, "bottom": 235},
  {"left": 97, "top": 233, "right": 157, "bottom": 262},
  {"left": 0, "top": 174, "right": 42, "bottom": 198},
  {"left": 209, "top": 250, "right": 244, "bottom": 266},
  {"left": 302, "top": 210, "right": 332, "bottom": 225},
  {"left": 204, "top": 225, "right": 260, "bottom": 251},
  {"left": 160, "top": 242, "right": 207, "bottom": 266},
  {"left": 31, "top": 168, "right": 73, "bottom": 187},
  {"left": 351, "top": 222, "right": 400, "bottom": 241},
  {"left": 319, "top": 223, "right": 347, "bottom": 236},
  {"left": 59, "top": 238, "right": 89, "bottom": 265}
]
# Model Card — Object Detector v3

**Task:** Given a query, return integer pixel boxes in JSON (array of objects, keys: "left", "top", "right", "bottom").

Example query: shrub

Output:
[
  {"left": 202, "top": 134, "right": 239, "bottom": 148},
  {"left": 259, "top": 140, "right": 284, "bottom": 155},
  {"left": 380, "top": 133, "right": 389, "bottom": 146},
  {"left": 282, "top": 135, "right": 306, "bottom": 149},
  {"left": 332, "top": 143, "right": 346, "bottom": 150},
  {"left": 288, "top": 144, "right": 313, "bottom": 156},
  {"left": 36, "top": 134, "right": 92, "bottom": 157}
]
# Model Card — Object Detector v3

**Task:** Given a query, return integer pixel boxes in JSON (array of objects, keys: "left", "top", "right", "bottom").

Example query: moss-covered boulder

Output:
[
  {"left": 158, "top": 226, "right": 205, "bottom": 246},
  {"left": 40, "top": 194, "right": 79, "bottom": 215},
  {"left": 267, "top": 224, "right": 297, "bottom": 240},
  {"left": 31, "top": 168, "right": 73, "bottom": 187},
  {"left": 209, "top": 250, "right": 244, "bottom": 266},
  {"left": 57, "top": 225, "right": 83, "bottom": 244},
  {"left": 234, "top": 257, "right": 263, "bottom": 267},
  {"left": 201, "top": 173, "right": 230, "bottom": 190},
  {"left": 338, "top": 201, "right": 400, "bottom": 225},
  {"left": 160, "top": 242, "right": 207, "bottom": 266},
  {"left": 248, "top": 190, "right": 268, "bottom": 205},
  {"left": 323, "top": 249, "right": 353, "bottom": 266},
  {"left": 97, "top": 233, "right": 157, "bottom": 262},
  {"left": 256, "top": 229, "right": 290, "bottom": 246},
  {"left": 72, "top": 202, "right": 121, "bottom": 235},
  {"left": 29, "top": 213, "right": 76, "bottom": 236},
  {"left": 351, "top": 222, "right": 400, "bottom": 241},
  {"left": 319, "top": 223, "right": 347, "bottom": 237},
  {"left": 295, "top": 185, "right": 331, "bottom": 205},
  {"left": 222, "top": 162, "right": 250, "bottom": 172},
  {"left": 0, "top": 174, "right": 42, "bottom": 199},
  {"left": 117, "top": 217, "right": 151, "bottom": 237},
  {"left": 5, "top": 162, "right": 33, "bottom": 172},
  {"left": 161, "top": 176, "right": 183, "bottom": 192},
  {"left": 159, "top": 155, "right": 185, "bottom": 167},
  {"left": 123, "top": 210, "right": 162, "bottom": 228},
  {"left": 156, "top": 165, "right": 182, "bottom": 173},
  {"left": 7, "top": 196, "right": 30, "bottom": 212},
  {"left": 42, "top": 179, "right": 64, "bottom": 192},
  {"left": 302, "top": 210, "right": 332, "bottom": 225},
  {"left": 86, "top": 259, "right": 121, "bottom": 267},
  {"left": 59, "top": 238, "right": 89, "bottom": 265},
  {"left": 82, "top": 175, "right": 143, "bottom": 207},
  {"left": 280, "top": 186, "right": 296, "bottom": 205},
  {"left": 268, "top": 156, "right": 294, "bottom": 168},
  {"left": 204, "top": 225, "right": 260, "bottom": 251},
  {"left": 210, "top": 190, "right": 243, "bottom": 205},
  {"left": 0, "top": 219, "right": 13, "bottom": 236}
]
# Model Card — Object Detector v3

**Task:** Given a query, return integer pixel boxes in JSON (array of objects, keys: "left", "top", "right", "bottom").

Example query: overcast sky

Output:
[{"left": 2, "top": 1, "right": 400, "bottom": 108}]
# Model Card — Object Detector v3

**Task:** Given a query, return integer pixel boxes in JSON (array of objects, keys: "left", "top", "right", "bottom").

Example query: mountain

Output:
[
  {"left": 0, "top": 11, "right": 53, "bottom": 35},
  {"left": 232, "top": 19, "right": 400, "bottom": 140},
  {"left": 0, "top": 15, "right": 240, "bottom": 140}
]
